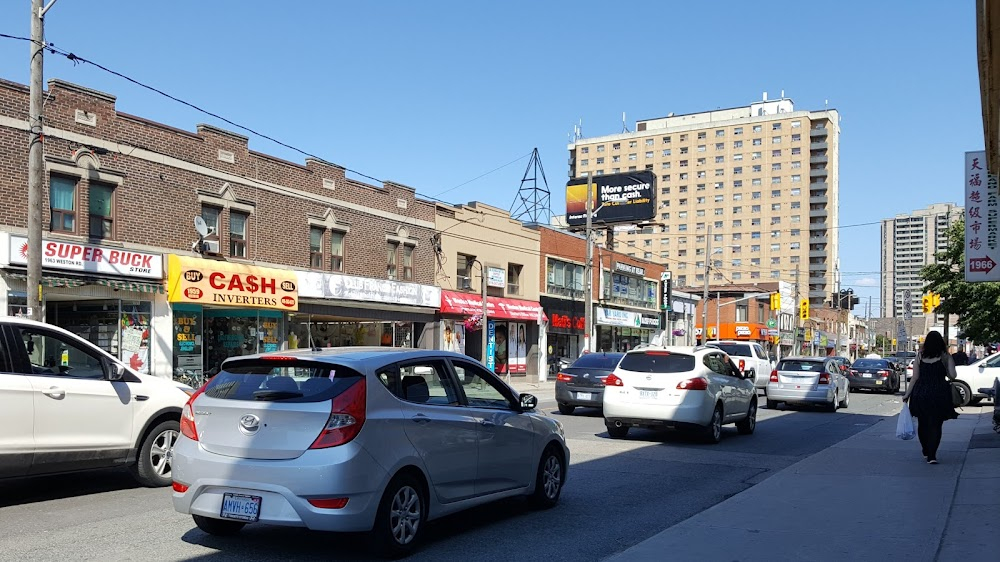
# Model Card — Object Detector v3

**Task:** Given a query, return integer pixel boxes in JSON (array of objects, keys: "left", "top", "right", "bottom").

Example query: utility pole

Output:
[
  {"left": 481, "top": 263, "right": 488, "bottom": 364},
  {"left": 794, "top": 267, "right": 800, "bottom": 354},
  {"left": 27, "top": 0, "right": 53, "bottom": 322},
  {"left": 701, "top": 225, "right": 712, "bottom": 344},
  {"left": 584, "top": 175, "right": 594, "bottom": 353}
]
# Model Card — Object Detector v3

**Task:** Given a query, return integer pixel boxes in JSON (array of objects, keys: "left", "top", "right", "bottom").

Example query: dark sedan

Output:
[
  {"left": 848, "top": 358, "right": 900, "bottom": 394},
  {"left": 555, "top": 352, "right": 625, "bottom": 415}
]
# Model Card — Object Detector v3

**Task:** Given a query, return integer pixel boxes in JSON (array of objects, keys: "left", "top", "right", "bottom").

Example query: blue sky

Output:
[{"left": 0, "top": 0, "right": 982, "bottom": 314}]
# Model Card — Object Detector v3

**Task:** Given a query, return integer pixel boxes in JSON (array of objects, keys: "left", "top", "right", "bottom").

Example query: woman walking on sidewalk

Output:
[{"left": 902, "top": 330, "right": 959, "bottom": 464}]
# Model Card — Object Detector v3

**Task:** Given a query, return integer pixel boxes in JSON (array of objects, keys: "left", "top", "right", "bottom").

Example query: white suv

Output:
[
  {"left": 602, "top": 345, "right": 757, "bottom": 443},
  {"left": 0, "top": 317, "right": 191, "bottom": 486}
]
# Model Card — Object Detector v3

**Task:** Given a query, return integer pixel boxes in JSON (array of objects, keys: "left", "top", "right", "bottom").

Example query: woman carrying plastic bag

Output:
[{"left": 896, "top": 403, "right": 916, "bottom": 440}]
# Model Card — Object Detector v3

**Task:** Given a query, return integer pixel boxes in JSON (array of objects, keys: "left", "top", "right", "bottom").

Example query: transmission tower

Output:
[{"left": 509, "top": 148, "right": 551, "bottom": 224}]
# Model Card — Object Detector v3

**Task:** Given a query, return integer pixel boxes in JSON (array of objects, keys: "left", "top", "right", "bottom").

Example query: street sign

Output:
[
  {"left": 661, "top": 271, "right": 672, "bottom": 281},
  {"left": 766, "top": 319, "right": 776, "bottom": 328},
  {"left": 964, "top": 151, "right": 1000, "bottom": 282},
  {"left": 903, "top": 289, "right": 912, "bottom": 320}
]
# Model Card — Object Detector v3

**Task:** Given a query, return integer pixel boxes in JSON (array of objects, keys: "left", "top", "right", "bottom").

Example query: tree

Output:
[{"left": 920, "top": 219, "right": 1000, "bottom": 344}]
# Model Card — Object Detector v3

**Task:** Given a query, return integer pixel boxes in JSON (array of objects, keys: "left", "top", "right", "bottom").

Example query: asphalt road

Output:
[{"left": 0, "top": 390, "right": 910, "bottom": 562}]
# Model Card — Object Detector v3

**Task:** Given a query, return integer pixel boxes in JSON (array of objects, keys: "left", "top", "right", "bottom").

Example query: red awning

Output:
[{"left": 440, "top": 290, "right": 545, "bottom": 322}]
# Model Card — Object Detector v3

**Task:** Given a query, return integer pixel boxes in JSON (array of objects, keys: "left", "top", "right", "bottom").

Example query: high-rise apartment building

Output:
[
  {"left": 880, "top": 203, "right": 964, "bottom": 318},
  {"left": 567, "top": 94, "right": 840, "bottom": 304}
]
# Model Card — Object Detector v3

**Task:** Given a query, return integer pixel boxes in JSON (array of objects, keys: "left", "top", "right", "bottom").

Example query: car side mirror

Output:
[
  {"left": 519, "top": 393, "right": 538, "bottom": 410},
  {"left": 106, "top": 361, "right": 126, "bottom": 381}
]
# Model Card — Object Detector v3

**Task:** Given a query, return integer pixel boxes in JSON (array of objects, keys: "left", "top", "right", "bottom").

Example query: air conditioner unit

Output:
[
  {"left": 202, "top": 239, "right": 221, "bottom": 255},
  {"left": 459, "top": 276, "right": 472, "bottom": 290}
]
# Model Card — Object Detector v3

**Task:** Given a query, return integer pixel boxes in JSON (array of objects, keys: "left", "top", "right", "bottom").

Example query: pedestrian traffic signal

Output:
[
  {"left": 770, "top": 292, "right": 781, "bottom": 311},
  {"left": 922, "top": 294, "right": 931, "bottom": 313},
  {"left": 799, "top": 298, "right": 809, "bottom": 321}
]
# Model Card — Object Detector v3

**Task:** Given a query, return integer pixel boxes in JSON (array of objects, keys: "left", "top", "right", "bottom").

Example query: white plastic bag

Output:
[{"left": 896, "top": 403, "right": 916, "bottom": 440}]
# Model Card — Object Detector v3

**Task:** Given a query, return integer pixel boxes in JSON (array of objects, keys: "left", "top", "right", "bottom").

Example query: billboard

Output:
[
  {"left": 964, "top": 151, "right": 1000, "bottom": 282},
  {"left": 565, "top": 171, "right": 656, "bottom": 227}
]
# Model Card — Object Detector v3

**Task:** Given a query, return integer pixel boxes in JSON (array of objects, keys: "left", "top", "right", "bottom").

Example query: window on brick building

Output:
[
  {"left": 310, "top": 227, "right": 324, "bottom": 268},
  {"left": 458, "top": 253, "right": 476, "bottom": 290},
  {"left": 88, "top": 182, "right": 114, "bottom": 239},
  {"left": 230, "top": 211, "right": 248, "bottom": 258},
  {"left": 201, "top": 206, "right": 221, "bottom": 235},
  {"left": 402, "top": 244, "right": 414, "bottom": 281},
  {"left": 330, "top": 231, "right": 345, "bottom": 272},
  {"left": 50, "top": 175, "right": 77, "bottom": 233},
  {"left": 387, "top": 242, "right": 399, "bottom": 280}
]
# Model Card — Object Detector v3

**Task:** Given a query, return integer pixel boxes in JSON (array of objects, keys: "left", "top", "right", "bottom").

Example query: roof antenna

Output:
[{"left": 621, "top": 111, "right": 630, "bottom": 133}]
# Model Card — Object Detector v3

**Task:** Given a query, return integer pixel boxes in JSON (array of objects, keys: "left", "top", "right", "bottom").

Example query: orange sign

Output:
[{"left": 167, "top": 255, "right": 298, "bottom": 311}]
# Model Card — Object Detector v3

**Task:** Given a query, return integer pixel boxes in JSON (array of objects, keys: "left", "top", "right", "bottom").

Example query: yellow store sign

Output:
[{"left": 167, "top": 255, "right": 298, "bottom": 311}]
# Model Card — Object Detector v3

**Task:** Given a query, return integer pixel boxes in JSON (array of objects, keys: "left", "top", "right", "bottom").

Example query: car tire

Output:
[
  {"left": 371, "top": 473, "right": 427, "bottom": 559},
  {"left": 839, "top": 389, "right": 850, "bottom": 409},
  {"left": 193, "top": 515, "right": 245, "bottom": 536},
  {"left": 952, "top": 381, "right": 973, "bottom": 407},
  {"left": 529, "top": 445, "right": 565, "bottom": 509},
  {"left": 826, "top": 392, "right": 838, "bottom": 413},
  {"left": 702, "top": 404, "right": 724, "bottom": 444},
  {"left": 766, "top": 398, "right": 779, "bottom": 410},
  {"left": 130, "top": 420, "right": 179, "bottom": 488},
  {"left": 557, "top": 403, "right": 576, "bottom": 415},
  {"left": 736, "top": 399, "right": 757, "bottom": 435},
  {"left": 606, "top": 423, "right": 629, "bottom": 439}
]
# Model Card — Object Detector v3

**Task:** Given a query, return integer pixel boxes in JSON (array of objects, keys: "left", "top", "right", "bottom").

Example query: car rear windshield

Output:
[
  {"left": 777, "top": 360, "right": 823, "bottom": 372},
  {"left": 706, "top": 343, "right": 752, "bottom": 357},
  {"left": 852, "top": 359, "right": 887, "bottom": 369},
  {"left": 204, "top": 359, "right": 363, "bottom": 402},
  {"left": 618, "top": 351, "right": 695, "bottom": 373},
  {"left": 570, "top": 353, "right": 624, "bottom": 369}
]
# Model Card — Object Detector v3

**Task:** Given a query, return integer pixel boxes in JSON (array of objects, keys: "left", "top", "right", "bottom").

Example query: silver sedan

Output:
[{"left": 171, "top": 348, "right": 568, "bottom": 558}]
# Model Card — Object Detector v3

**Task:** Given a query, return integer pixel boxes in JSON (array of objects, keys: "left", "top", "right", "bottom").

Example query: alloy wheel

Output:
[
  {"left": 150, "top": 428, "right": 178, "bottom": 477},
  {"left": 389, "top": 485, "right": 422, "bottom": 545},
  {"left": 712, "top": 408, "right": 722, "bottom": 441},
  {"left": 542, "top": 454, "right": 562, "bottom": 500}
]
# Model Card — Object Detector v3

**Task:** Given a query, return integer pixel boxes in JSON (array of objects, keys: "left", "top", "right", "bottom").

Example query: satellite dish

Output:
[{"left": 194, "top": 216, "right": 209, "bottom": 237}]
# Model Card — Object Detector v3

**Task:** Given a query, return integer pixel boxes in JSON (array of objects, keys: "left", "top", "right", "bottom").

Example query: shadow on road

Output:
[{"left": 0, "top": 467, "right": 141, "bottom": 508}]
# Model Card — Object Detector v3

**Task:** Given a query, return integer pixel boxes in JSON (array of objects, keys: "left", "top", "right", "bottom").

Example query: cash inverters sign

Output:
[
  {"left": 565, "top": 171, "right": 656, "bottom": 227},
  {"left": 167, "top": 255, "right": 298, "bottom": 311}
]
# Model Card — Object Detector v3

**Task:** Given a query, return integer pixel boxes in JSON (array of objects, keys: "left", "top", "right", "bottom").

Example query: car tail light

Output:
[
  {"left": 849, "top": 369, "right": 858, "bottom": 375},
  {"left": 179, "top": 384, "right": 206, "bottom": 441},
  {"left": 818, "top": 372, "right": 831, "bottom": 384},
  {"left": 172, "top": 481, "right": 189, "bottom": 493},
  {"left": 556, "top": 372, "right": 573, "bottom": 382},
  {"left": 307, "top": 497, "right": 349, "bottom": 509},
  {"left": 644, "top": 350, "right": 671, "bottom": 356},
  {"left": 738, "top": 359, "right": 746, "bottom": 372},
  {"left": 877, "top": 370, "right": 889, "bottom": 377},
  {"left": 604, "top": 373, "right": 624, "bottom": 387},
  {"left": 770, "top": 369, "right": 779, "bottom": 382},
  {"left": 310, "top": 378, "right": 366, "bottom": 449},
  {"left": 677, "top": 377, "right": 709, "bottom": 390}
]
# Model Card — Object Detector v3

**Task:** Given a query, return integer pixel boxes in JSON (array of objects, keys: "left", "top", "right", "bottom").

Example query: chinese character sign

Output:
[{"left": 965, "top": 151, "right": 1000, "bottom": 281}]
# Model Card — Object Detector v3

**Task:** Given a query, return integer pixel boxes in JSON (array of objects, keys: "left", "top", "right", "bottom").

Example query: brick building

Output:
[
  {"left": 532, "top": 224, "right": 666, "bottom": 358},
  {"left": 0, "top": 78, "right": 442, "bottom": 380}
]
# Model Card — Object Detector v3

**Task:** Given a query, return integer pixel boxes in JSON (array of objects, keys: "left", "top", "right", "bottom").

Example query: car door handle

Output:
[
  {"left": 134, "top": 395, "right": 149, "bottom": 401},
  {"left": 410, "top": 414, "right": 431, "bottom": 425},
  {"left": 480, "top": 419, "right": 496, "bottom": 428},
  {"left": 42, "top": 386, "right": 65, "bottom": 399}
]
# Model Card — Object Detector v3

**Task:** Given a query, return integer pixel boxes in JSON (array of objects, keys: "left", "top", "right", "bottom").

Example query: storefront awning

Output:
[
  {"left": 3, "top": 271, "right": 164, "bottom": 293},
  {"left": 440, "top": 290, "right": 545, "bottom": 322}
]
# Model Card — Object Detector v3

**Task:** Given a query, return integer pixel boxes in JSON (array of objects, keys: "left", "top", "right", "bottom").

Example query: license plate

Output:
[
  {"left": 862, "top": 373, "right": 872, "bottom": 378},
  {"left": 220, "top": 493, "right": 261, "bottom": 522},
  {"left": 876, "top": 380, "right": 883, "bottom": 385},
  {"left": 639, "top": 390, "right": 658, "bottom": 399},
  {"left": 576, "top": 392, "right": 592, "bottom": 401}
]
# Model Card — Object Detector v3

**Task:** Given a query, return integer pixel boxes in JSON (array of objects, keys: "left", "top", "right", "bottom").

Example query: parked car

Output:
[
  {"left": 847, "top": 358, "right": 900, "bottom": 394},
  {"left": 555, "top": 352, "right": 624, "bottom": 414},
  {"left": 704, "top": 340, "right": 773, "bottom": 394},
  {"left": 953, "top": 352, "right": 1000, "bottom": 406},
  {"left": 171, "top": 348, "right": 567, "bottom": 558},
  {"left": 0, "top": 317, "right": 190, "bottom": 486},
  {"left": 905, "top": 359, "right": 914, "bottom": 382},
  {"left": 766, "top": 356, "right": 850, "bottom": 411},
  {"left": 602, "top": 345, "right": 757, "bottom": 443}
]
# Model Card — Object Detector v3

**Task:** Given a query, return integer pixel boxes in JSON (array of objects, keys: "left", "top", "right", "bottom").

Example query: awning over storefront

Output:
[
  {"left": 3, "top": 270, "right": 164, "bottom": 293},
  {"left": 439, "top": 290, "right": 544, "bottom": 322},
  {"left": 166, "top": 255, "right": 298, "bottom": 311}
]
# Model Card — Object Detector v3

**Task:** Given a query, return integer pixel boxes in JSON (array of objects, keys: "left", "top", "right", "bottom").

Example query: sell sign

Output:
[
  {"left": 167, "top": 255, "right": 298, "bottom": 311},
  {"left": 8, "top": 235, "right": 162, "bottom": 279}
]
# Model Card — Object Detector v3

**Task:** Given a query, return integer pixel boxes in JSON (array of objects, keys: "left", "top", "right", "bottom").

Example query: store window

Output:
[
  {"left": 230, "top": 211, "right": 248, "bottom": 258},
  {"left": 88, "top": 182, "right": 114, "bottom": 239},
  {"left": 46, "top": 299, "right": 152, "bottom": 374},
  {"left": 310, "top": 227, "right": 324, "bottom": 268},
  {"left": 330, "top": 231, "right": 345, "bottom": 272},
  {"left": 507, "top": 263, "right": 522, "bottom": 295},
  {"left": 50, "top": 175, "right": 77, "bottom": 233}
]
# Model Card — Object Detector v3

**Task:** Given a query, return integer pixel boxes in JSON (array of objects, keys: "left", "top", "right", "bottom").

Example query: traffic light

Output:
[
  {"left": 799, "top": 298, "right": 809, "bottom": 321},
  {"left": 770, "top": 293, "right": 781, "bottom": 311},
  {"left": 932, "top": 292, "right": 940, "bottom": 309},
  {"left": 922, "top": 294, "right": 931, "bottom": 313}
]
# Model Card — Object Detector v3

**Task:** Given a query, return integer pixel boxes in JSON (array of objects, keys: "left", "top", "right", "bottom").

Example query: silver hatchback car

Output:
[
  {"left": 171, "top": 348, "right": 568, "bottom": 557},
  {"left": 765, "top": 356, "right": 850, "bottom": 412}
]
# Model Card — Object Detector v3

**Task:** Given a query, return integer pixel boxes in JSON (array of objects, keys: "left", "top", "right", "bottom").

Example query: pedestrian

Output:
[
  {"left": 952, "top": 346, "right": 969, "bottom": 366},
  {"left": 901, "top": 330, "right": 959, "bottom": 464},
  {"left": 969, "top": 349, "right": 978, "bottom": 363}
]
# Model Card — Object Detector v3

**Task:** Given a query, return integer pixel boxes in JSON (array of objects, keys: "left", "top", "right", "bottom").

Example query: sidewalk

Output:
[
  {"left": 607, "top": 408, "right": 1000, "bottom": 562},
  {"left": 509, "top": 377, "right": 556, "bottom": 403}
]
